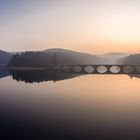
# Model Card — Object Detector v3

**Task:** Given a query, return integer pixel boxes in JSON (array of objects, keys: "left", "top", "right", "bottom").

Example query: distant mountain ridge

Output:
[
  {"left": 119, "top": 54, "right": 140, "bottom": 65},
  {"left": 0, "top": 50, "right": 12, "bottom": 65},
  {"left": 1, "top": 48, "right": 140, "bottom": 67},
  {"left": 44, "top": 48, "right": 118, "bottom": 64},
  {"left": 103, "top": 52, "right": 128, "bottom": 55},
  {"left": 99, "top": 52, "right": 129, "bottom": 64},
  {"left": 8, "top": 48, "right": 106, "bottom": 67}
]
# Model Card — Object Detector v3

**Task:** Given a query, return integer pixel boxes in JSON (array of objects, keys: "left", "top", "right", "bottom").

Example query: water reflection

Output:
[
  {"left": 1, "top": 68, "right": 140, "bottom": 83},
  {"left": 0, "top": 69, "right": 9, "bottom": 78},
  {"left": 8, "top": 69, "right": 83, "bottom": 83},
  {"left": 1, "top": 69, "right": 140, "bottom": 139}
]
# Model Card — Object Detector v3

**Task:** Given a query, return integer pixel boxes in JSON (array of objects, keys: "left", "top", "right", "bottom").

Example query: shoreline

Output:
[
  {"left": 0, "top": 64, "right": 6, "bottom": 69},
  {"left": 5, "top": 67, "right": 50, "bottom": 71}
]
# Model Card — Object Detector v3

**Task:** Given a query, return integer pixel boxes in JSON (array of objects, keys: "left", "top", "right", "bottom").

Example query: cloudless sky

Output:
[{"left": 1, "top": 0, "right": 140, "bottom": 54}]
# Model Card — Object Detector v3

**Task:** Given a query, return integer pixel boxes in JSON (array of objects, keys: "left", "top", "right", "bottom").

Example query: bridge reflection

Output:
[
  {"left": 1, "top": 65, "right": 140, "bottom": 83},
  {"left": 61, "top": 65, "right": 140, "bottom": 74}
]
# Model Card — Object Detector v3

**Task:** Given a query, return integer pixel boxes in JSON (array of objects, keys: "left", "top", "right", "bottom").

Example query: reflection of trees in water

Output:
[
  {"left": 8, "top": 69, "right": 82, "bottom": 83},
  {"left": 129, "top": 74, "right": 140, "bottom": 79},
  {"left": 1, "top": 69, "right": 140, "bottom": 81}
]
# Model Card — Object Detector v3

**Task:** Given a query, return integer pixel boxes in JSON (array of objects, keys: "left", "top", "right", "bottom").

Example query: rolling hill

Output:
[
  {"left": 0, "top": 50, "right": 12, "bottom": 65},
  {"left": 8, "top": 48, "right": 110, "bottom": 67}
]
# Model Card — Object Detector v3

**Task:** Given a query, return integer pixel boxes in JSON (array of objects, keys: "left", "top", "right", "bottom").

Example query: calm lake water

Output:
[{"left": 1, "top": 71, "right": 140, "bottom": 139}]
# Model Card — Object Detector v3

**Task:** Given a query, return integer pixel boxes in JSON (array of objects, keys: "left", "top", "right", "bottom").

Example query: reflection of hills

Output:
[
  {"left": 8, "top": 70, "right": 82, "bottom": 83},
  {"left": 0, "top": 69, "right": 9, "bottom": 78},
  {"left": 1, "top": 68, "right": 140, "bottom": 81},
  {"left": 128, "top": 74, "right": 140, "bottom": 79}
]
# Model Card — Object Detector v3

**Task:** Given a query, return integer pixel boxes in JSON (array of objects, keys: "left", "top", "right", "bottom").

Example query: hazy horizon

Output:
[
  {"left": 0, "top": 47, "right": 132, "bottom": 56},
  {"left": 1, "top": 0, "right": 140, "bottom": 54}
]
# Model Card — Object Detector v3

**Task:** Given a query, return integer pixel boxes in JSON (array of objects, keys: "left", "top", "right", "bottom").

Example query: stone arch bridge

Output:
[{"left": 54, "top": 65, "right": 140, "bottom": 74}]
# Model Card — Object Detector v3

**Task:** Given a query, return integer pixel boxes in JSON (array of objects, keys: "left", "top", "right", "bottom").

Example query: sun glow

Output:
[{"left": 1, "top": 0, "right": 140, "bottom": 53}]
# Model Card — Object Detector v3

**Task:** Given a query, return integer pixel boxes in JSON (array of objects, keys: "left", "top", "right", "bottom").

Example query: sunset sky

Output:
[{"left": 1, "top": 0, "right": 140, "bottom": 54}]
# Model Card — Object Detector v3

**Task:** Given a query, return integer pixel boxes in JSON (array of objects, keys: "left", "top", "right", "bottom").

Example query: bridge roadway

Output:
[{"left": 58, "top": 65, "right": 140, "bottom": 74}]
